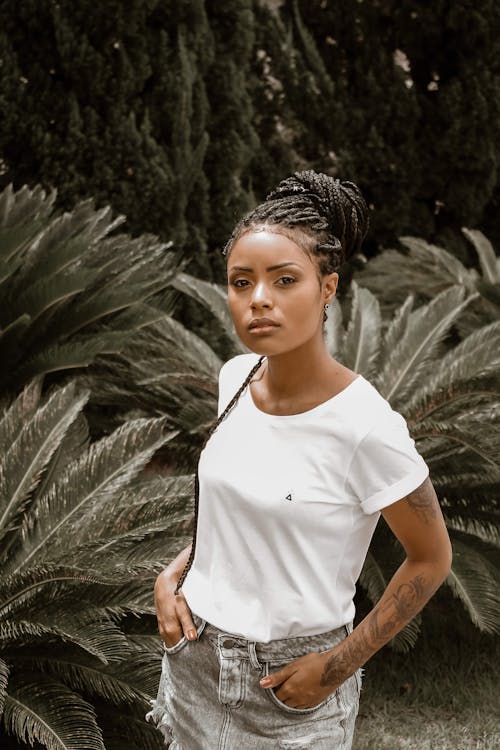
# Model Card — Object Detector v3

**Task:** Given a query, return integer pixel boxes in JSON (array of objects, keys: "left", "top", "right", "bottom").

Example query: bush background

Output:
[{"left": 1, "top": 0, "right": 499, "bottom": 282}]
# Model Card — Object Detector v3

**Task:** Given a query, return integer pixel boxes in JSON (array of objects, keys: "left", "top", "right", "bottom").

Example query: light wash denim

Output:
[{"left": 146, "top": 612, "right": 362, "bottom": 749}]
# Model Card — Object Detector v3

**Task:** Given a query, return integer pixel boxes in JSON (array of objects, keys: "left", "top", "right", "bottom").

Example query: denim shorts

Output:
[{"left": 146, "top": 612, "right": 362, "bottom": 749}]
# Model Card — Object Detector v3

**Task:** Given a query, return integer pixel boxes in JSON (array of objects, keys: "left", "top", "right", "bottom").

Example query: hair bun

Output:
[{"left": 266, "top": 169, "right": 370, "bottom": 258}]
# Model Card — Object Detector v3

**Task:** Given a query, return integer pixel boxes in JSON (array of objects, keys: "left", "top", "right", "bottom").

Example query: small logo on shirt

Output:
[{"left": 284, "top": 493, "right": 293, "bottom": 502}]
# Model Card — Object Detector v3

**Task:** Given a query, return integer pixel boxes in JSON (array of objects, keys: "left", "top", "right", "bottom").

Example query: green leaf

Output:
[
  {"left": 342, "top": 280, "right": 381, "bottom": 378},
  {"left": 379, "top": 285, "right": 478, "bottom": 404},
  {"left": 407, "top": 320, "right": 500, "bottom": 415},
  {"left": 0, "top": 383, "right": 90, "bottom": 549},
  {"left": 7, "top": 418, "right": 178, "bottom": 572},
  {"left": 446, "top": 535, "right": 500, "bottom": 633},
  {"left": 2, "top": 675, "right": 105, "bottom": 750},
  {"left": 170, "top": 272, "right": 246, "bottom": 352},
  {"left": 462, "top": 227, "right": 499, "bottom": 284},
  {"left": 0, "top": 379, "right": 42, "bottom": 455},
  {"left": 0, "top": 656, "right": 9, "bottom": 716}
]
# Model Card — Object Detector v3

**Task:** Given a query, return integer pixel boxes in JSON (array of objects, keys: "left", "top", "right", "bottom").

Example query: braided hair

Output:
[
  {"left": 174, "top": 354, "right": 266, "bottom": 594},
  {"left": 222, "top": 169, "right": 369, "bottom": 278},
  {"left": 174, "top": 170, "right": 369, "bottom": 594}
]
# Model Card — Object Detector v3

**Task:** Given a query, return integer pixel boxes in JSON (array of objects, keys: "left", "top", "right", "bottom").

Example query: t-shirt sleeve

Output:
[{"left": 346, "top": 409, "right": 430, "bottom": 515}]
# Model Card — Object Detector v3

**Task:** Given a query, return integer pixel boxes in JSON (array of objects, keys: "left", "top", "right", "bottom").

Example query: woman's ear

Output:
[{"left": 323, "top": 272, "right": 339, "bottom": 305}]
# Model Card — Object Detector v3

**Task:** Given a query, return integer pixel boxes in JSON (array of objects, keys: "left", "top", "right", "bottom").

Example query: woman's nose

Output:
[{"left": 250, "top": 281, "right": 273, "bottom": 307}]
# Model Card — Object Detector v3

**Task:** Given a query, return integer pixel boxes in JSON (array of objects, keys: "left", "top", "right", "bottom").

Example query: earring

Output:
[{"left": 323, "top": 303, "right": 330, "bottom": 324}]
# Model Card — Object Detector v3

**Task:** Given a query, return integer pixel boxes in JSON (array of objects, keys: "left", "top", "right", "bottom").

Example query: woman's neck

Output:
[{"left": 253, "top": 344, "right": 343, "bottom": 401}]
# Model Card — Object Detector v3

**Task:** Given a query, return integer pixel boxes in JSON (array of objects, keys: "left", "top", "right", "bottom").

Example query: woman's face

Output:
[{"left": 226, "top": 229, "right": 338, "bottom": 355}]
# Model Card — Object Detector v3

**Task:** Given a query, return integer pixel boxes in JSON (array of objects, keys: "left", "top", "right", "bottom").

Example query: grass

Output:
[{"left": 352, "top": 592, "right": 500, "bottom": 749}]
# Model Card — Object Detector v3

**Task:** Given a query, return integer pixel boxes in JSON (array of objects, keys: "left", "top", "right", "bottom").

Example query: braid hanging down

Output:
[{"left": 174, "top": 354, "right": 266, "bottom": 595}]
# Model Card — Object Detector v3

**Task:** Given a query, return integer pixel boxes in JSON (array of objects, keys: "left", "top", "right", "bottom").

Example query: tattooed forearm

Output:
[
  {"left": 404, "top": 478, "right": 438, "bottom": 524},
  {"left": 320, "top": 572, "right": 435, "bottom": 688}
]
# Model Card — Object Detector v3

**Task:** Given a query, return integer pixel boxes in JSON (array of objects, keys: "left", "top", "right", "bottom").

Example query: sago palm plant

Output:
[
  {"left": 0, "top": 379, "right": 194, "bottom": 749},
  {"left": 92, "top": 271, "right": 500, "bottom": 649},
  {"left": 83, "top": 272, "right": 249, "bottom": 470},
  {"left": 0, "top": 182, "right": 183, "bottom": 396},
  {"left": 352, "top": 227, "right": 500, "bottom": 337}
]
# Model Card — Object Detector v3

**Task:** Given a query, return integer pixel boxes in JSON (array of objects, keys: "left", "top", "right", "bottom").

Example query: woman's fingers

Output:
[
  {"left": 175, "top": 591, "right": 197, "bottom": 640},
  {"left": 154, "top": 577, "right": 197, "bottom": 646}
]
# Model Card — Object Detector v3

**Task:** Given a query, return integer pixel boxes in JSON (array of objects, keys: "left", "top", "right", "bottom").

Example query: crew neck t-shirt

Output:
[{"left": 181, "top": 352, "right": 430, "bottom": 643}]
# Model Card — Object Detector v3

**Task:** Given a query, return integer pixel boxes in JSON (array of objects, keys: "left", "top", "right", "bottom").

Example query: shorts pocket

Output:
[
  {"left": 163, "top": 614, "right": 207, "bottom": 655},
  {"left": 261, "top": 659, "right": 338, "bottom": 715}
]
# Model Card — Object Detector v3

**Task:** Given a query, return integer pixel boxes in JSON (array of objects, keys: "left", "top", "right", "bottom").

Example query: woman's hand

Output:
[
  {"left": 259, "top": 652, "right": 336, "bottom": 709},
  {"left": 154, "top": 568, "right": 198, "bottom": 647}
]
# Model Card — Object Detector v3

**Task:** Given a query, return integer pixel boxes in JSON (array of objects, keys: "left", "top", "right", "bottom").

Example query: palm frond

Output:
[
  {"left": 341, "top": 281, "right": 381, "bottom": 378},
  {"left": 2, "top": 675, "right": 105, "bottom": 750},
  {"left": 0, "top": 564, "right": 131, "bottom": 618},
  {"left": 5, "top": 270, "right": 96, "bottom": 330},
  {"left": 462, "top": 227, "right": 500, "bottom": 284},
  {"left": 0, "top": 378, "right": 42, "bottom": 454},
  {"left": 0, "top": 656, "right": 9, "bottom": 716},
  {"left": 65, "top": 474, "right": 194, "bottom": 544},
  {"left": 31, "top": 646, "right": 161, "bottom": 708},
  {"left": 399, "top": 236, "right": 479, "bottom": 289},
  {"left": 381, "top": 294, "right": 415, "bottom": 362},
  {"left": 170, "top": 271, "right": 246, "bottom": 352},
  {"left": 0, "top": 614, "right": 127, "bottom": 664},
  {"left": 0, "top": 383, "right": 89, "bottom": 550},
  {"left": 406, "top": 320, "right": 500, "bottom": 417},
  {"left": 136, "top": 316, "right": 223, "bottom": 381},
  {"left": 6, "top": 417, "right": 177, "bottom": 573},
  {"left": 377, "top": 286, "right": 479, "bottom": 405},
  {"left": 446, "top": 534, "right": 500, "bottom": 633},
  {"left": 353, "top": 238, "right": 477, "bottom": 317},
  {"left": 0, "top": 183, "right": 56, "bottom": 263},
  {"left": 412, "top": 418, "right": 499, "bottom": 468},
  {"left": 14, "top": 332, "right": 134, "bottom": 383},
  {"left": 31, "top": 413, "right": 90, "bottom": 508}
]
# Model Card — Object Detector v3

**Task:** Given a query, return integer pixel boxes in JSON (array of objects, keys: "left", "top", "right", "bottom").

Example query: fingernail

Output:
[
  {"left": 187, "top": 629, "right": 197, "bottom": 640},
  {"left": 260, "top": 677, "right": 270, "bottom": 685}
]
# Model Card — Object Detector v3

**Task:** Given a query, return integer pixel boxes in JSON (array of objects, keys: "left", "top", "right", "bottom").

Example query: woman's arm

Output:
[
  {"left": 317, "top": 476, "right": 452, "bottom": 689},
  {"left": 260, "top": 477, "right": 452, "bottom": 704}
]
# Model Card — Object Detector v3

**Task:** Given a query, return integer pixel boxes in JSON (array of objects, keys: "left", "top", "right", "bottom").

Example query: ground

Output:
[{"left": 352, "top": 595, "right": 499, "bottom": 750}]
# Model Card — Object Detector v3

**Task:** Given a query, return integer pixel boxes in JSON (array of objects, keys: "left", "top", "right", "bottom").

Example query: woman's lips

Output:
[
  {"left": 248, "top": 318, "right": 279, "bottom": 333},
  {"left": 248, "top": 324, "right": 280, "bottom": 334}
]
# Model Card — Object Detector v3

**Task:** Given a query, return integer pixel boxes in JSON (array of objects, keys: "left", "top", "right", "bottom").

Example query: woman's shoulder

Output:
[{"left": 348, "top": 375, "right": 415, "bottom": 444}]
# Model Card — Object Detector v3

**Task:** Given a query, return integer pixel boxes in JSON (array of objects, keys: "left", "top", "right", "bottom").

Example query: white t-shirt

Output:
[{"left": 182, "top": 352, "right": 430, "bottom": 642}]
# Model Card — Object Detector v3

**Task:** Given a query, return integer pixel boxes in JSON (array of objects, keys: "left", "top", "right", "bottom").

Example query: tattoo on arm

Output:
[
  {"left": 320, "top": 573, "right": 436, "bottom": 688},
  {"left": 404, "top": 478, "right": 437, "bottom": 524}
]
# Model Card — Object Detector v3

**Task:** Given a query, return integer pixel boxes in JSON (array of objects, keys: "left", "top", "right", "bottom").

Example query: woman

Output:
[{"left": 147, "top": 171, "right": 452, "bottom": 749}]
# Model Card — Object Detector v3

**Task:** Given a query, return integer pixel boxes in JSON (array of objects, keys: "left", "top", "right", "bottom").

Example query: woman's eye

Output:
[
  {"left": 278, "top": 276, "right": 296, "bottom": 285},
  {"left": 231, "top": 279, "right": 250, "bottom": 288}
]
